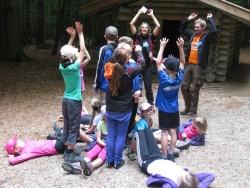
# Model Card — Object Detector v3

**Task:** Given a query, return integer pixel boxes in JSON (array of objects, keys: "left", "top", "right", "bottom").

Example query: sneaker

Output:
[
  {"left": 53, "top": 122, "right": 63, "bottom": 137},
  {"left": 167, "top": 154, "right": 175, "bottom": 162},
  {"left": 80, "top": 158, "right": 93, "bottom": 176},
  {"left": 106, "top": 162, "right": 114, "bottom": 168},
  {"left": 187, "top": 111, "right": 197, "bottom": 116},
  {"left": 62, "top": 162, "right": 82, "bottom": 174},
  {"left": 64, "top": 152, "right": 83, "bottom": 163},
  {"left": 173, "top": 148, "right": 180, "bottom": 158},
  {"left": 125, "top": 148, "right": 136, "bottom": 161},
  {"left": 176, "top": 139, "right": 190, "bottom": 150},
  {"left": 114, "top": 159, "right": 125, "bottom": 169}
]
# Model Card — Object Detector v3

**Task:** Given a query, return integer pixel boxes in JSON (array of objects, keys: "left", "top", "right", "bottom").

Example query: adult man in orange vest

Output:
[{"left": 179, "top": 12, "right": 217, "bottom": 115}]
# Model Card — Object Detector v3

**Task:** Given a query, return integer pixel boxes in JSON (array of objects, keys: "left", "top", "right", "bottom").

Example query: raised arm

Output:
[
  {"left": 66, "top": 27, "right": 76, "bottom": 45},
  {"left": 130, "top": 8, "right": 144, "bottom": 35},
  {"left": 179, "top": 12, "right": 198, "bottom": 38},
  {"left": 147, "top": 9, "right": 160, "bottom": 36},
  {"left": 75, "top": 22, "right": 89, "bottom": 68},
  {"left": 176, "top": 37, "right": 185, "bottom": 70},
  {"left": 156, "top": 38, "right": 169, "bottom": 71}
]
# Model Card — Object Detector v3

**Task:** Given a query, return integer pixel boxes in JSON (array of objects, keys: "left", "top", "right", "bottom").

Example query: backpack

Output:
[{"left": 104, "top": 61, "right": 115, "bottom": 80}]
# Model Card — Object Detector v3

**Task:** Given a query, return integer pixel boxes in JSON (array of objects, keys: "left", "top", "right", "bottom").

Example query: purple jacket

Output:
[
  {"left": 8, "top": 140, "right": 58, "bottom": 165},
  {"left": 147, "top": 173, "right": 215, "bottom": 188}
]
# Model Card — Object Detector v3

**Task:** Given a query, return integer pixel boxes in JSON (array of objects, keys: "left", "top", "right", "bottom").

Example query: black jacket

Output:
[{"left": 179, "top": 17, "right": 217, "bottom": 68}]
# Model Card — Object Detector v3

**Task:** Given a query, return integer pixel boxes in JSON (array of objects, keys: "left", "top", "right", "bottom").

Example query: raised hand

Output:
[
  {"left": 75, "top": 22, "right": 83, "bottom": 33},
  {"left": 207, "top": 13, "right": 213, "bottom": 19},
  {"left": 160, "top": 37, "right": 169, "bottom": 48},
  {"left": 147, "top": 9, "right": 154, "bottom": 16},
  {"left": 176, "top": 37, "right": 184, "bottom": 48},
  {"left": 134, "top": 44, "right": 142, "bottom": 52},
  {"left": 188, "top": 12, "right": 198, "bottom": 20},
  {"left": 66, "top": 27, "right": 76, "bottom": 38}
]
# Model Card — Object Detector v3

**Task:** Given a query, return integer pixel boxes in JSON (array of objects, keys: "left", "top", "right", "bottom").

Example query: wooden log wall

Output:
[{"left": 215, "top": 15, "right": 241, "bottom": 82}]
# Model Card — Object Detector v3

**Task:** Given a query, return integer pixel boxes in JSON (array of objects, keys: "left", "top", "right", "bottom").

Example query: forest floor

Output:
[{"left": 0, "top": 46, "right": 249, "bottom": 188}]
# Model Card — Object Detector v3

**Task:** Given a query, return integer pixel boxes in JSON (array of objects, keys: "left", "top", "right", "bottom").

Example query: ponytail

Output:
[
  {"left": 110, "top": 63, "right": 124, "bottom": 96},
  {"left": 109, "top": 48, "right": 128, "bottom": 96}
]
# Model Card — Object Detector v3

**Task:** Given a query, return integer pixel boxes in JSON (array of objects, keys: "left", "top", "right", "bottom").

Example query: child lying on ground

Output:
[
  {"left": 5, "top": 135, "right": 65, "bottom": 165},
  {"left": 136, "top": 128, "right": 215, "bottom": 188}
]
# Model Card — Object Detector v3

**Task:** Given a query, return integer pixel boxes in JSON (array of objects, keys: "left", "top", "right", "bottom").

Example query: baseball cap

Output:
[
  {"left": 60, "top": 44, "right": 78, "bottom": 59},
  {"left": 140, "top": 102, "right": 153, "bottom": 111},
  {"left": 5, "top": 135, "right": 18, "bottom": 155},
  {"left": 163, "top": 56, "right": 180, "bottom": 72},
  {"left": 105, "top": 26, "right": 118, "bottom": 37}
]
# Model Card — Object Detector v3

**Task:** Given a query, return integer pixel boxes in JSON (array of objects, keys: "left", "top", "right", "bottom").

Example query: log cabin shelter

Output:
[{"left": 80, "top": 0, "right": 250, "bottom": 82}]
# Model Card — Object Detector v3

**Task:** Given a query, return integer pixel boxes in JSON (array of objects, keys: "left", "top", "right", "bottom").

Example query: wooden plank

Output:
[
  {"left": 197, "top": 0, "right": 250, "bottom": 26},
  {"left": 80, "top": 0, "right": 119, "bottom": 14}
]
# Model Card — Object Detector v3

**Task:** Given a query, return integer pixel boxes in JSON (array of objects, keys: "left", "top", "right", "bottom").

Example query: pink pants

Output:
[{"left": 86, "top": 144, "right": 106, "bottom": 161}]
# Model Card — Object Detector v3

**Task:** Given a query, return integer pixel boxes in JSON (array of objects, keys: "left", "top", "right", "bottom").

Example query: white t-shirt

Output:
[{"left": 147, "top": 159, "right": 187, "bottom": 185}]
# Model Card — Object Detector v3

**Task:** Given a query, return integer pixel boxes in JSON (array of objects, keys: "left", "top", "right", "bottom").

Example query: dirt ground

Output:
[{"left": 0, "top": 46, "right": 250, "bottom": 188}]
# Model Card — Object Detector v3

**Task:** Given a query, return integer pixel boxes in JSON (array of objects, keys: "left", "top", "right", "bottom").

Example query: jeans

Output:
[
  {"left": 142, "top": 66, "right": 154, "bottom": 105},
  {"left": 106, "top": 113, "right": 130, "bottom": 164}
]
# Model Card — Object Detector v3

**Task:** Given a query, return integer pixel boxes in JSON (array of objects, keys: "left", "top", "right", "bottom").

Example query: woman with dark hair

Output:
[
  {"left": 105, "top": 45, "right": 145, "bottom": 169},
  {"left": 130, "top": 7, "right": 160, "bottom": 105}
]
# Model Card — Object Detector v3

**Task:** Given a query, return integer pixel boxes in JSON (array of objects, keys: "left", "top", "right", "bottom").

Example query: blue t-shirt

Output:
[
  {"left": 134, "top": 118, "right": 149, "bottom": 133},
  {"left": 155, "top": 69, "right": 184, "bottom": 113}
]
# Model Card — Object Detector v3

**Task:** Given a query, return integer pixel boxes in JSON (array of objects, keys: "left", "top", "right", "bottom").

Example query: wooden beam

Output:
[
  {"left": 80, "top": 0, "right": 119, "bottom": 14},
  {"left": 197, "top": 0, "right": 250, "bottom": 26}
]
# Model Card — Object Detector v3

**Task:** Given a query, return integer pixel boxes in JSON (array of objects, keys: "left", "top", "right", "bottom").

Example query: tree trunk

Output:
[
  {"left": 36, "top": 0, "right": 45, "bottom": 48},
  {"left": 0, "top": 0, "right": 25, "bottom": 61},
  {"left": 51, "top": 0, "right": 66, "bottom": 55}
]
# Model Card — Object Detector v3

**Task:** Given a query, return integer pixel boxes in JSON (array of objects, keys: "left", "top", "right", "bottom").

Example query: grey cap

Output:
[{"left": 105, "top": 26, "right": 118, "bottom": 37}]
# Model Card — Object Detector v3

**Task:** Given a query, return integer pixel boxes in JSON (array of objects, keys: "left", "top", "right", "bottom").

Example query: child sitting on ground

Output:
[
  {"left": 62, "top": 105, "right": 107, "bottom": 175},
  {"left": 136, "top": 128, "right": 215, "bottom": 188},
  {"left": 5, "top": 135, "right": 65, "bottom": 165},
  {"left": 178, "top": 117, "right": 207, "bottom": 146},
  {"left": 81, "top": 97, "right": 103, "bottom": 135}
]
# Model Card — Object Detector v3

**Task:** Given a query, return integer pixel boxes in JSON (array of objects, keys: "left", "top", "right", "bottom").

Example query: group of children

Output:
[{"left": 4, "top": 7, "right": 215, "bottom": 188}]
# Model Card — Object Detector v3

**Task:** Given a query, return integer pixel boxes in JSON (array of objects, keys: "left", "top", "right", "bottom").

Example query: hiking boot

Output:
[
  {"left": 114, "top": 159, "right": 125, "bottom": 169},
  {"left": 80, "top": 158, "right": 93, "bottom": 176},
  {"left": 176, "top": 139, "right": 190, "bottom": 150},
  {"left": 64, "top": 152, "right": 83, "bottom": 163},
  {"left": 167, "top": 154, "right": 175, "bottom": 162},
  {"left": 62, "top": 162, "right": 82, "bottom": 174},
  {"left": 106, "top": 162, "right": 114, "bottom": 168},
  {"left": 180, "top": 110, "right": 190, "bottom": 115},
  {"left": 187, "top": 111, "right": 197, "bottom": 116}
]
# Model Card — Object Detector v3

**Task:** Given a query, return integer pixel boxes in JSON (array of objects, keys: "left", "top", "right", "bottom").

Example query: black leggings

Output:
[{"left": 135, "top": 128, "right": 162, "bottom": 174}]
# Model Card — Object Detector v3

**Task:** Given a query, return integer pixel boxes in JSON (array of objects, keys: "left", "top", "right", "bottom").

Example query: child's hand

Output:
[
  {"left": 176, "top": 37, "right": 184, "bottom": 48},
  {"left": 135, "top": 44, "right": 142, "bottom": 52},
  {"left": 66, "top": 27, "right": 76, "bottom": 38},
  {"left": 160, "top": 38, "right": 169, "bottom": 48},
  {"left": 75, "top": 22, "right": 83, "bottom": 33}
]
